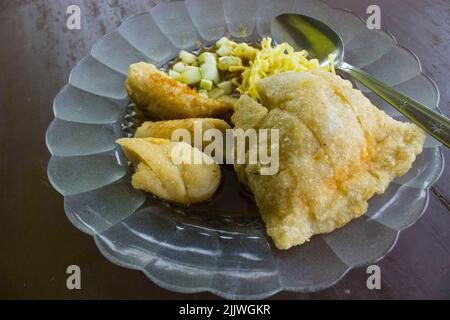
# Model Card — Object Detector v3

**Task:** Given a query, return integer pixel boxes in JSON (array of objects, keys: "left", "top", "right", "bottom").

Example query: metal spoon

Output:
[{"left": 272, "top": 13, "right": 450, "bottom": 148}]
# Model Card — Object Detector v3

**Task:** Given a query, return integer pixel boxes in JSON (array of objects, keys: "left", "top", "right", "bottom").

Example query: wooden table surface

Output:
[{"left": 0, "top": 0, "right": 449, "bottom": 299}]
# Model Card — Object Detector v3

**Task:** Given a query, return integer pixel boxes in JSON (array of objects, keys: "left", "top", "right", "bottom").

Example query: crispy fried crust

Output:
[
  {"left": 134, "top": 118, "right": 231, "bottom": 162},
  {"left": 233, "top": 70, "right": 425, "bottom": 249},
  {"left": 126, "top": 62, "right": 234, "bottom": 120},
  {"left": 116, "top": 137, "right": 221, "bottom": 204},
  {"left": 135, "top": 118, "right": 230, "bottom": 142}
]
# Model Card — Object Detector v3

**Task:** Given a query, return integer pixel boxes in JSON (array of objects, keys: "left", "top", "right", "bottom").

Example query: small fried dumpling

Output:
[
  {"left": 117, "top": 137, "right": 221, "bottom": 204},
  {"left": 134, "top": 118, "right": 231, "bottom": 162},
  {"left": 135, "top": 118, "right": 229, "bottom": 145}
]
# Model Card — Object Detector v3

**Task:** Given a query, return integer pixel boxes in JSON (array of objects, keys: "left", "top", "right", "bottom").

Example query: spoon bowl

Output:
[{"left": 272, "top": 13, "right": 344, "bottom": 66}]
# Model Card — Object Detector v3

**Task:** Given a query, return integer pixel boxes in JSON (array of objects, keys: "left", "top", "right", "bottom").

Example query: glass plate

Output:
[{"left": 46, "top": 0, "right": 444, "bottom": 299}]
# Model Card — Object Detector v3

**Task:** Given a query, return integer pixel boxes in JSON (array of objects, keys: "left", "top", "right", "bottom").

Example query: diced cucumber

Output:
[
  {"left": 229, "top": 66, "right": 245, "bottom": 72},
  {"left": 217, "top": 80, "right": 233, "bottom": 95},
  {"left": 218, "top": 56, "right": 243, "bottom": 71},
  {"left": 216, "top": 36, "right": 230, "bottom": 47},
  {"left": 198, "top": 52, "right": 217, "bottom": 65},
  {"left": 198, "top": 89, "right": 208, "bottom": 96},
  {"left": 208, "top": 87, "right": 225, "bottom": 99},
  {"left": 200, "top": 64, "right": 220, "bottom": 83},
  {"left": 232, "top": 42, "right": 258, "bottom": 60},
  {"left": 179, "top": 50, "right": 197, "bottom": 65},
  {"left": 168, "top": 70, "right": 181, "bottom": 80},
  {"left": 216, "top": 45, "right": 231, "bottom": 57},
  {"left": 172, "top": 61, "right": 186, "bottom": 73},
  {"left": 181, "top": 67, "right": 202, "bottom": 85},
  {"left": 199, "top": 79, "right": 213, "bottom": 90}
]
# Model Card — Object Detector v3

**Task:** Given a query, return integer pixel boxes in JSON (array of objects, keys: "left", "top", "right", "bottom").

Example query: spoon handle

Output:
[{"left": 338, "top": 62, "right": 450, "bottom": 148}]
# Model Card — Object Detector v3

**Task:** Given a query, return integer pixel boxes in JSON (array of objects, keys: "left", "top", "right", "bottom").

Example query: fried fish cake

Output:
[
  {"left": 134, "top": 118, "right": 231, "bottom": 162},
  {"left": 232, "top": 70, "right": 425, "bottom": 250},
  {"left": 126, "top": 62, "right": 234, "bottom": 120},
  {"left": 135, "top": 118, "right": 230, "bottom": 143},
  {"left": 117, "top": 137, "right": 221, "bottom": 204}
]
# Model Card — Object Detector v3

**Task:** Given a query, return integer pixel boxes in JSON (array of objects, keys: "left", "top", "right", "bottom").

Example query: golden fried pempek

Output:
[
  {"left": 232, "top": 70, "right": 425, "bottom": 250},
  {"left": 117, "top": 137, "right": 221, "bottom": 204},
  {"left": 126, "top": 62, "right": 234, "bottom": 120},
  {"left": 135, "top": 118, "right": 229, "bottom": 143},
  {"left": 134, "top": 118, "right": 231, "bottom": 162}
]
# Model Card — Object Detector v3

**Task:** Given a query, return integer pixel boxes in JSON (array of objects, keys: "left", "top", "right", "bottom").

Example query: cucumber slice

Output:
[
  {"left": 181, "top": 67, "right": 202, "bottom": 85},
  {"left": 200, "top": 64, "right": 220, "bottom": 83},
  {"left": 179, "top": 50, "right": 197, "bottom": 65},
  {"left": 216, "top": 45, "right": 231, "bottom": 57},
  {"left": 198, "top": 52, "right": 217, "bottom": 65},
  {"left": 218, "top": 56, "right": 243, "bottom": 71},
  {"left": 229, "top": 66, "right": 245, "bottom": 72},
  {"left": 216, "top": 36, "right": 230, "bottom": 47},
  {"left": 208, "top": 87, "right": 225, "bottom": 99},
  {"left": 168, "top": 70, "right": 181, "bottom": 80},
  {"left": 172, "top": 62, "right": 185, "bottom": 73},
  {"left": 200, "top": 79, "right": 213, "bottom": 90},
  {"left": 217, "top": 80, "right": 232, "bottom": 95}
]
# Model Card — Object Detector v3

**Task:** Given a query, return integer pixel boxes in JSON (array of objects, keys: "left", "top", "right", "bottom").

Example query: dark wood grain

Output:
[{"left": 0, "top": 0, "right": 449, "bottom": 299}]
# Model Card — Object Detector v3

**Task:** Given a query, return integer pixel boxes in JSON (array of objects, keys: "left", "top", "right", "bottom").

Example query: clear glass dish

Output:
[{"left": 46, "top": 0, "right": 444, "bottom": 299}]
